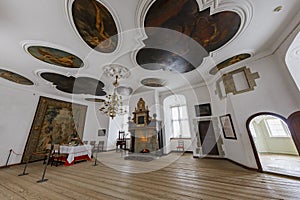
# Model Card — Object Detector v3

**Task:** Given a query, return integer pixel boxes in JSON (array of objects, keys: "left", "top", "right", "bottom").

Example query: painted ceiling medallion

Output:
[
  {"left": 137, "top": 49, "right": 196, "bottom": 73},
  {"left": 141, "top": 78, "right": 167, "bottom": 87},
  {"left": 136, "top": 0, "right": 241, "bottom": 73},
  {"left": 41, "top": 72, "right": 106, "bottom": 96},
  {"left": 28, "top": 46, "right": 83, "bottom": 68},
  {"left": 209, "top": 53, "right": 251, "bottom": 75},
  {"left": 72, "top": 0, "right": 118, "bottom": 53},
  {"left": 116, "top": 86, "right": 133, "bottom": 96},
  {"left": 85, "top": 98, "right": 105, "bottom": 102},
  {"left": 0, "top": 69, "right": 33, "bottom": 85}
]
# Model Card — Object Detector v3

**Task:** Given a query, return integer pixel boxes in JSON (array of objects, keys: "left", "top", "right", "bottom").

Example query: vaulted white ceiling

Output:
[{"left": 0, "top": 0, "right": 299, "bottom": 102}]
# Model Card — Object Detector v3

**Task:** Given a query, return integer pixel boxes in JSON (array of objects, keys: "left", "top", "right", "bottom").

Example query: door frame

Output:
[
  {"left": 287, "top": 111, "right": 300, "bottom": 155},
  {"left": 198, "top": 120, "right": 219, "bottom": 155},
  {"left": 246, "top": 112, "right": 288, "bottom": 172}
]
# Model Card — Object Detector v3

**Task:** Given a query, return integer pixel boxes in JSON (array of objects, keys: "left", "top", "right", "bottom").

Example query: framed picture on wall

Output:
[
  {"left": 98, "top": 129, "right": 106, "bottom": 136},
  {"left": 220, "top": 114, "right": 237, "bottom": 139},
  {"left": 195, "top": 103, "right": 212, "bottom": 117}
]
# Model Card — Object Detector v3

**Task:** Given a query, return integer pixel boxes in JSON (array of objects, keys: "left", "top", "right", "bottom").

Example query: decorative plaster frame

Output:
[{"left": 222, "top": 66, "right": 260, "bottom": 95}]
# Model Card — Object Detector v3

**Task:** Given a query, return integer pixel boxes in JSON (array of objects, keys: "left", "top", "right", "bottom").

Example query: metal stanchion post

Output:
[
  {"left": 37, "top": 151, "right": 50, "bottom": 183},
  {"left": 18, "top": 153, "right": 32, "bottom": 176},
  {"left": 93, "top": 146, "right": 99, "bottom": 166},
  {"left": 93, "top": 152, "right": 98, "bottom": 166},
  {"left": 5, "top": 149, "right": 12, "bottom": 167}
]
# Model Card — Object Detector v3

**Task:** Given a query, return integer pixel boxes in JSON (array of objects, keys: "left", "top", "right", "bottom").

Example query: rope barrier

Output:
[
  {"left": 32, "top": 151, "right": 50, "bottom": 156},
  {"left": 11, "top": 149, "right": 23, "bottom": 156},
  {"left": 16, "top": 146, "right": 93, "bottom": 183},
  {"left": 6, "top": 149, "right": 23, "bottom": 167}
]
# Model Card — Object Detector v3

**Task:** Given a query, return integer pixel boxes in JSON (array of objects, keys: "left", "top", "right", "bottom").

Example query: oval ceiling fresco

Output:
[
  {"left": 0, "top": 69, "right": 33, "bottom": 85},
  {"left": 41, "top": 72, "right": 106, "bottom": 96},
  {"left": 136, "top": 0, "right": 241, "bottom": 73},
  {"left": 28, "top": 46, "right": 83, "bottom": 68},
  {"left": 137, "top": 48, "right": 196, "bottom": 73},
  {"left": 209, "top": 53, "right": 251, "bottom": 75},
  {"left": 141, "top": 78, "right": 167, "bottom": 87},
  {"left": 72, "top": 0, "right": 118, "bottom": 53}
]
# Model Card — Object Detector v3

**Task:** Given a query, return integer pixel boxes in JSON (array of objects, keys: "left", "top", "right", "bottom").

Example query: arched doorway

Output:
[
  {"left": 287, "top": 111, "right": 300, "bottom": 154},
  {"left": 247, "top": 112, "right": 300, "bottom": 177}
]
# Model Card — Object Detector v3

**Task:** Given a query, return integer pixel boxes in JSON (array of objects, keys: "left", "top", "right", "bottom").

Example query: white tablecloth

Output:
[{"left": 60, "top": 145, "right": 92, "bottom": 164}]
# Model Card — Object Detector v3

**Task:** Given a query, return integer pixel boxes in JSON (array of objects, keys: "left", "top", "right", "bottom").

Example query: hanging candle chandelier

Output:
[{"left": 99, "top": 64, "right": 130, "bottom": 119}]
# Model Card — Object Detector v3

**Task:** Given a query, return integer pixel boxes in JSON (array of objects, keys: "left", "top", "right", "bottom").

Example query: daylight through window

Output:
[
  {"left": 266, "top": 118, "right": 290, "bottom": 137},
  {"left": 170, "top": 105, "right": 190, "bottom": 138}
]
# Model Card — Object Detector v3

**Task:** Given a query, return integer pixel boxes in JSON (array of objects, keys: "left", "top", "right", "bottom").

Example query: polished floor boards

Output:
[
  {"left": 0, "top": 152, "right": 300, "bottom": 200},
  {"left": 259, "top": 153, "right": 300, "bottom": 178}
]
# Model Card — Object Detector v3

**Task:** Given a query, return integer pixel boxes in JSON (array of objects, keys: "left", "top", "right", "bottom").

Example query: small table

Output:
[{"left": 60, "top": 145, "right": 92, "bottom": 166}]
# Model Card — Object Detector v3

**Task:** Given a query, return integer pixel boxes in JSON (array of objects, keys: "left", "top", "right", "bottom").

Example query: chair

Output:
[
  {"left": 93, "top": 141, "right": 104, "bottom": 157},
  {"left": 116, "top": 131, "right": 126, "bottom": 152},
  {"left": 176, "top": 140, "right": 184, "bottom": 151},
  {"left": 118, "top": 131, "right": 125, "bottom": 140},
  {"left": 97, "top": 141, "right": 105, "bottom": 152},
  {"left": 43, "top": 144, "right": 53, "bottom": 164},
  {"left": 51, "top": 144, "right": 66, "bottom": 167},
  {"left": 90, "top": 141, "right": 96, "bottom": 158}
]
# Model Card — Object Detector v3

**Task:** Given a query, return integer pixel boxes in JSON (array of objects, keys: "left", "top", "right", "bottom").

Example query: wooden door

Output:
[
  {"left": 198, "top": 120, "right": 219, "bottom": 155},
  {"left": 287, "top": 111, "right": 300, "bottom": 155}
]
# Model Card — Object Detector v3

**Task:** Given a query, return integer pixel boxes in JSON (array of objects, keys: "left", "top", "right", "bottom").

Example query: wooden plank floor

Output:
[{"left": 0, "top": 152, "right": 300, "bottom": 200}]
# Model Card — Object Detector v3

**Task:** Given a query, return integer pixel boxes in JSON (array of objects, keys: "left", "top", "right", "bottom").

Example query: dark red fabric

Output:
[{"left": 61, "top": 155, "right": 91, "bottom": 166}]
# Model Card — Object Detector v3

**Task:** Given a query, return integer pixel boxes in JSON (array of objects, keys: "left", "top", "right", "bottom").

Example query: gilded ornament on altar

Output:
[{"left": 132, "top": 98, "right": 150, "bottom": 126}]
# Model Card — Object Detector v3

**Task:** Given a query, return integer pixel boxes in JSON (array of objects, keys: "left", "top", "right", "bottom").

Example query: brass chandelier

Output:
[{"left": 99, "top": 65, "right": 130, "bottom": 119}]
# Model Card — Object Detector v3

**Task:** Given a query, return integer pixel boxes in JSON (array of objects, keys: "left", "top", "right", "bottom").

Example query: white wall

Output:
[
  {"left": 0, "top": 85, "right": 39, "bottom": 167},
  {"left": 207, "top": 53, "right": 300, "bottom": 168},
  {"left": 106, "top": 115, "right": 125, "bottom": 150},
  {"left": 81, "top": 102, "right": 110, "bottom": 149}
]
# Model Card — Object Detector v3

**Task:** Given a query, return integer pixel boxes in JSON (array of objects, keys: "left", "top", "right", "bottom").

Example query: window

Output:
[
  {"left": 171, "top": 105, "right": 190, "bottom": 138},
  {"left": 265, "top": 118, "right": 290, "bottom": 137}
]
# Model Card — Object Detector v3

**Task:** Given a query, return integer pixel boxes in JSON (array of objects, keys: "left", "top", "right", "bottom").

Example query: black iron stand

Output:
[
  {"left": 18, "top": 154, "right": 31, "bottom": 176},
  {"left": 5, "top": 149, "right": 12, "bottom": 167},
  {"left": 37, "top": 151, "right": 51, "bottom": 183}
]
